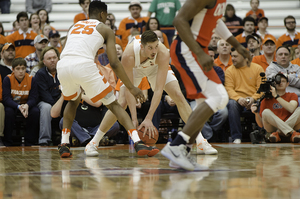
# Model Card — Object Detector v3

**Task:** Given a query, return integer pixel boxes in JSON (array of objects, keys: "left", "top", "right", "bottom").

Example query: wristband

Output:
[{"left": 275, "top": 94, "right": 280, "bottom": 99}]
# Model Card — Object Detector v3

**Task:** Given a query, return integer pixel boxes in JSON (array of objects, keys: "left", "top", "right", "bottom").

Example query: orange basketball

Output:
[{"left": 137, "top": 127, "right": 159, "bottom": 146}]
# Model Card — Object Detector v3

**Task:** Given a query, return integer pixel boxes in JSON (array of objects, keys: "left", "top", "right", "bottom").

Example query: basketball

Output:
[{"left": 137, "top": 127, "right": 159, "bottom": 146}]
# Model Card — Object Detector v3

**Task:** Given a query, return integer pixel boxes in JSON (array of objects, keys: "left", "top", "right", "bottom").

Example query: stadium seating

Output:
[{"left": 1, "top": 0, "right": 299, "bottom": 39}]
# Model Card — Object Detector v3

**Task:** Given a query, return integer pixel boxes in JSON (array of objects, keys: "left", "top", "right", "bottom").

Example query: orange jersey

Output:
[
  {"left": 191, "top": 0, "right": 226, "bottom": 49},
  {"left": 246, "top": 9, "right": 265, "bottom": 24},
  {"left": 171, "top": 0, "right": 226, "bottom": 99},
  {"left": 6, "top": 29, "right": 37, "bottom": 58},
  {"left": 277, "top": 32, "right": 300, "bottom": 48},
  {"left": 252, "top": 54, "right": 276, "bottom": 71},
  {"left": 74, "top": 12, "right": 89, "bottom": 24},
  {"left": 291, "top": 57, "right": 300, "bottom": 66},
  {"left": 115, "top": 77, "right": 150, "bottom": 91},
  {"left": 214, "top": 55, "right": 233, "bottom": 71},
  {"left": 0, "top": 35, "right": 7, "bottom": 45},
  {"left": 118, "top": 16, "right": 149, "bottom": 48},
  {"left": 7, "top": 73, "right": 32, "bottom": 104}
]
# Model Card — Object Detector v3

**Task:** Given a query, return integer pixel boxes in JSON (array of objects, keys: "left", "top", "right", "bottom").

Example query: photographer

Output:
[
  {"left": 266, "top": 46, "right": 300, "bottom": 103},
  {"left": 251, "top": 73, "right": 300, "bottom": 143}
]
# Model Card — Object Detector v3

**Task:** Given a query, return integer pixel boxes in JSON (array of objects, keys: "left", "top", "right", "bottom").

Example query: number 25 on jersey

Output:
[{"left": 70, "top": 24, "right": 96, "bottom": 35}]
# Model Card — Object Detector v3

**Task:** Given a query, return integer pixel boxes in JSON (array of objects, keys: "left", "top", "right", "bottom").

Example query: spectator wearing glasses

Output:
[{"left": 277, "top": 16, "right": 300, "bottom": 49}]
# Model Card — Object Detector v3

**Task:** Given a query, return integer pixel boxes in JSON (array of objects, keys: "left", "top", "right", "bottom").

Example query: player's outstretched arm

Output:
[{"left": 98, "top": 25, "right": 145, "bottom": 104}]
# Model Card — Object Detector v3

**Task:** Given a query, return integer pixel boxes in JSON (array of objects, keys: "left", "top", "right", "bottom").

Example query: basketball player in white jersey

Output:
[
  {"left": 84, "top": 30, "right": 218, "bottom": 163},
  {"left": 56, "top": 1, "right": 160, "bottom": 158}
]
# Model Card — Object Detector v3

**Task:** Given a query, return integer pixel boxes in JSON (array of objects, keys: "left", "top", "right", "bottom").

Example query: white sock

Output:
[
  {"left": 178, "top": 131, "right": 190, "bottom": 143},
  {"left": 90, "top": 129, "right": 105, "bottom": 146},
  {"left": 196, "top": 132, "right": 205, "bottom": 144},
  {"left": 61, "top": 128, "right": 70, "bottom": 144},
  {"left": 130, "top": 130, "right": 141, "bottom": 143}
]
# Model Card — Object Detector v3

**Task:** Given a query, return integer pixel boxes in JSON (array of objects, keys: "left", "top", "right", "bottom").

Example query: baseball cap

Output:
[
  {"left": 48, "top": 30, "right": 60, "bottom": 38},
  {"left": 34, "top": 34, "right": 48, "bottom": 44},
  {"left": 262, "top": 37, "right": 276, "bottom": 45},
  {"left": 246, "top": 34, "right": 260, "bottom": 44},
  {"left": 129, "top": 0, "right": 141, "bottom": 9},
  {"left": 276, "top": 72, "right": 288, "bottom": 81},
  {"left": 258, "top": 17, "right": 268, "bottom": 23},
  {"left": 1, "top": 43, "right": 15, "bottom": 53}
]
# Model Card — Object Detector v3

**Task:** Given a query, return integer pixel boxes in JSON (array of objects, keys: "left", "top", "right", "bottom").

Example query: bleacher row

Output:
[{"left": 0, "top": 0, "right": 300, "bottom": 38}]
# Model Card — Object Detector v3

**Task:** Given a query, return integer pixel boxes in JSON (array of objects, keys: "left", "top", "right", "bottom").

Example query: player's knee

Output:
[{"left": 205, "top": 84, "right": 228, "bottom": 112}]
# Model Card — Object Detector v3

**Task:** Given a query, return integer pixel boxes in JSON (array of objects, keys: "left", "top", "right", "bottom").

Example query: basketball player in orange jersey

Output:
[
  {"left": 56, "top": 1, "right": 159, "bottom": 158},
  {"left": 161, "top": 0, "right": 251, "bottom": 170}
]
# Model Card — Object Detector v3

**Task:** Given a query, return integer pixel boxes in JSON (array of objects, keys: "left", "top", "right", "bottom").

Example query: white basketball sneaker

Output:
[
  {"left": 84, "top": 142, "right": 99, "bottom": 157},
  {"left": 161, "top": 143, "right": 194, "bottom": 171},
  {"left": 196, "top": 139, "right": 218, "bottom": 155}
]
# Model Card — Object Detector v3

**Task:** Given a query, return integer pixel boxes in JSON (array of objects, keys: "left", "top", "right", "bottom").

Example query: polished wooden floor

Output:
[{"left": 0, "top": 143, "right": 300, "bottom": 199}]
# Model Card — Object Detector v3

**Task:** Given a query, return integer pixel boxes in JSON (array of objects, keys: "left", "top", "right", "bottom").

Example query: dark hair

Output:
[
  {"left": 37, "top": 46, "right": 60, "bottom": 69},
  {"left": 37, "top": 9, "right": 50, "bottom": 24},
  {"left": 0, "top": 22, "right": 4, "bottom": 36},
  {"left": 145, "top": 17, "right": 161, "bottom": 31},
  {"left": 89, "top": 1, "right": 107, "bottom": 17},
  {"left": 284, "top": 15, "right": 296, "bottom": 26},
  {"left": 208, "top": 46, "right": 214, "bottom": 51},
  {"left": 12, "top": 57, "right": 27, "bottom": 69},
  {"left": 242, "top": 16, "right": 255, "bottom": 26},
  {"left": 105, "top": 18, "right": 113, "bottom": 30},
  {"left": 276, "top": 46, "right": 291, "bottom": 54},
  {"left": 141, "top": 30, "right": 158, "bottom": 46},
  {"left": 29, "top": 13, "right": 41, "bottom": 28},
  {"left": 17, "top": 12, "right": 28, "bottom": 22},
  {"left": 79, "top": 0, "right": 90, "bottom": 4},
  {"left": 224, "top": 4, "right": 235, "bottom": 18}
]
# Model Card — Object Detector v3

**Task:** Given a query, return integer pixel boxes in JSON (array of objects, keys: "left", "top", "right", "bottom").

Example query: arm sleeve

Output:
[
  {"left": 26, "top": 77, "right": 38, "bottom": 108},
  {"left": 2, "top": 77, "right": 18, "bottom": 109},
  {"left": 225, "top": 69, "right": 242, "bottom": 101}
]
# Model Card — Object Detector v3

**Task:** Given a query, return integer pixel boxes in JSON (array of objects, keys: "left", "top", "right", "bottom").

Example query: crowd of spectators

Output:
[{"left": 1, "top": 0, "right": 300, "bottom": 147}]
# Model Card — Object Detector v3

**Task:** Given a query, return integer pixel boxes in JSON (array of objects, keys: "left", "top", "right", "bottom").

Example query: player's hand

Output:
[
  {"left": 138, "top": 119, "right": 157, "bottom": 139},
  {"left": 129, "top": 87, "right": 146, "bottom": 104},
  {"left": 236, "top": 45, "right": 252, "bottom": 66},
  {"left": 197, "top": 53, "right": 214, "bottom": 72},
  {"left": 132, "top": 120, "right": 139, "bottom": 129}
]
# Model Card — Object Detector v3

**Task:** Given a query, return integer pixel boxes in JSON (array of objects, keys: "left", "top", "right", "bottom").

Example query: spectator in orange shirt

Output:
[
  {"left": 117, "top": 0, "right": 149, "bottom": 48},
  {"left": 256, "top": 17, "right": 276, "bottom": 42},
  {"left": 245, "top": 0, "right": 265, "bottom": 25},
  {"left": 214, "top": 39, "right": 232, "bottom": 72},
  {"left": 6, "top": 12, "right": 37, "bottom": 58},
  {"left": 277, "top": 16, "right": 300, "bottom": 49},
  {"left": 74, "top": 0, "right": 90, "bottom": 23},
  {"left": 252, "top": 37, "right": 276, "bottom": 71},
  {"left": 235, "top": 16, "right": 256, "bottom": 48}
]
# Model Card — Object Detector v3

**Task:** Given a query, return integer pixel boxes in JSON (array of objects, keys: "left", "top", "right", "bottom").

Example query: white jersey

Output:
[
  {"left": 60, "top": 19, "right": 104, "bottom": 61},
  {"left": 132, "top": 35, "right": 158, "bottom": 69}
]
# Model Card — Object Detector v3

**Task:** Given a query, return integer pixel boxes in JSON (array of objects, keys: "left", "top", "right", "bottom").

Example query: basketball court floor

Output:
[{"left": 0, "top": 143, "right": 300, "bottom": 199}]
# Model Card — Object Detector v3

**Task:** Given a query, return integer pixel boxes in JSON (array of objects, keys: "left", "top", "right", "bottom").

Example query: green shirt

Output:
[{"left": 148, "top": 0, "right": 181, "bottom": 26}]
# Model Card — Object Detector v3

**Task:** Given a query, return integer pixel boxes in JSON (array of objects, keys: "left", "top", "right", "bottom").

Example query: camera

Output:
[
  {"left": 250, "top": 129, "right": 267, "bottom": 144},
  {"left": 257, "top": 72, "right": 282, "bottom": 99}
]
